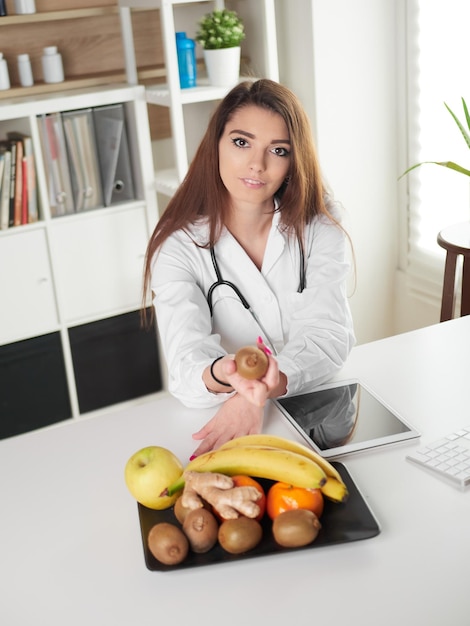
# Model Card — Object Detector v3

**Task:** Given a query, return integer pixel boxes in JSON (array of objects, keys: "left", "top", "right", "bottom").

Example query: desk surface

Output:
[{"left": 1, "top": 317, "right": 469, "bottom": 626}]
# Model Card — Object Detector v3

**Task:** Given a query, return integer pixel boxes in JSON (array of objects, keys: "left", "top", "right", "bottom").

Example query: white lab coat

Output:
[{"left": 151, "top": 198, "right": 355, "bottom": 408}]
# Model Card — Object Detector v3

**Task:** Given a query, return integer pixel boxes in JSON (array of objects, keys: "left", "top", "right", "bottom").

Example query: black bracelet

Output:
[{"left": 210, "top": 356, "right": 232, "bottom": 388}]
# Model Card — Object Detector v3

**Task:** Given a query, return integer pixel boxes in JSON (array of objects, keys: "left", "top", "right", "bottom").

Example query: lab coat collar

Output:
[
  {"left": 262, "top": 207, "right": 286, "bottom": 276},
  {"left": 215, "top": 201, "right": 286, "bottom": 276},
  {"left": 187, "top": 198, "right": 287, "bottom": 274}
]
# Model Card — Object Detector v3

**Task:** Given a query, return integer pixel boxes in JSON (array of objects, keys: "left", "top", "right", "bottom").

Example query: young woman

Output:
[{"left": 143, "top": 79, "right": 355, "bottom": 457}]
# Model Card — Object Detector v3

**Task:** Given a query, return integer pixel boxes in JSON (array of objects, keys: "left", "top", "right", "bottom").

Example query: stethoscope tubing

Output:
[{"left": 207, "top": 245, "right": 306, "bottom": 356}]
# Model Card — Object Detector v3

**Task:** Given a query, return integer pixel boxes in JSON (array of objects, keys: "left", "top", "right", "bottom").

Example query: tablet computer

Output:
[{"left": 274, "top": 379, "right": 420, "bottom": 458}]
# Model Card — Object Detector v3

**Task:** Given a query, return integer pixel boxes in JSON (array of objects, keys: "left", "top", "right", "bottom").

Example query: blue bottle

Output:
[{"left": 175, "top": 32, "right": 196, "bottom": 89}]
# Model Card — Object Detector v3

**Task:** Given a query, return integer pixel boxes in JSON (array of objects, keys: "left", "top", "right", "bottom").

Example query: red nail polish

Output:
[
  {"left": 189, "top": 454, "right": 196, "bottom": 461},
  {"left": 264, "top": 346, "right": 272, "bottom": 355}
]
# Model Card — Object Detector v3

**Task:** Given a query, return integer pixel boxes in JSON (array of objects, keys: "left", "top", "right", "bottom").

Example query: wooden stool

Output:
[{"left": 437, "top": 221, "right": 470, "bottom": 321}]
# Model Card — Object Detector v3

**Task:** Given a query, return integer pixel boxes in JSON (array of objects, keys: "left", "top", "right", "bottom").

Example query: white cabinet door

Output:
[
  {"left": 49, "top": 207, "right": 149, "bottom": 323},
  {"left": 0, "top": 229, "right": 59, "bottom": 344}
]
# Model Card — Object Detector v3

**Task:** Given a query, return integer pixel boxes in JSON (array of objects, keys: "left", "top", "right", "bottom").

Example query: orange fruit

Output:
[{"left": 266, "top": 482, "right": 324, "bottom": 520}]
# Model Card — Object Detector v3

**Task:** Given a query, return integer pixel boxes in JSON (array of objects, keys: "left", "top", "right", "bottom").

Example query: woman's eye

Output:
[
  {"left": 272, "top": 146, "right": 290, "bottom": 157},
  {"left": 232, "top": 137, "right": 249, "bottom": 148}
]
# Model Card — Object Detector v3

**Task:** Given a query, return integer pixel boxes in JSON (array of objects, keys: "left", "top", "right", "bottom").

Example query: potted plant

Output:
[
  {"left": 195, "top": 8, "right": 245, "bottom": 87},
  {"left": 400, "top": 98, "right": 470, "bottom": 179}
]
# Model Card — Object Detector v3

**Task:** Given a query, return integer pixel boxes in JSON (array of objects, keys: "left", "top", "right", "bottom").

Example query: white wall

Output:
[
  {"left": 276, "top": 0, "right": 400, "bottom": 345},
  {"left": 156, "top": 0, "right": 438, "bottom": 344}
]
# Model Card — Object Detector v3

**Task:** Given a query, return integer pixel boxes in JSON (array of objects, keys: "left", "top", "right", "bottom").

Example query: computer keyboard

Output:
[{"left": 406, "top": 426, "right": 470, "bottom": 490}]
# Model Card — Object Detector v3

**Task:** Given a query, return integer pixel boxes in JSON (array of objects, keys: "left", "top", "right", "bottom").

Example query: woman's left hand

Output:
[{"left": 191, "top": 393, "right": 264, "bottom": 457}]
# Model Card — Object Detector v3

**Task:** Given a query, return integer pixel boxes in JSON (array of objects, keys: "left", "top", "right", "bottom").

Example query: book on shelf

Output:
[
  {"left": 93, "top": 103, "right": 135, "bottom": 207},
  {"left": 21, "top": 157, "right": 28, "bottom": 225},
  {"left": 0, "top": 148, "right": 11, "bottom": 230},
  {"left": 8, "top": 141, "right": 16, "bottom": 227},
  {"left": 22, "top": 135, "right": 38, "bottom": 223},
  {"left": 13, "top": 138, "right": 23, "bottom": 227},
  {"left": 62, "top": 108, "right": 103, "bottom": 212},
  {"left": 0, "top": 150, "right": 5, "bottom": 206},
  {"left": 4, "top": 133, "right": 39, "bottom": 228}
]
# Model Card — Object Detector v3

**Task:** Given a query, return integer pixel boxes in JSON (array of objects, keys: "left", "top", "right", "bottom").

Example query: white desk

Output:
[{"left": 1, "top": 317, "right": 469, "bottom": 626}]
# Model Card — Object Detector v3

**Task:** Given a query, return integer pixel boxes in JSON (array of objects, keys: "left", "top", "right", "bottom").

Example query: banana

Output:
[
  {"left": 165, "top": 446, "right": 327, "bottom": 496},
  {"left": 321, "top": 475, "right": 349, "bottom": 503},
  {"left": 220, "top": 434, "right": 349, "bottom": 503},
  {"left": 220, "top": 434, "right": 342, "bottom": 482}
]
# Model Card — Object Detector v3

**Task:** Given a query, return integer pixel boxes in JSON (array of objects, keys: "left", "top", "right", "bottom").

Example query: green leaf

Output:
[
  {"left": 398, "top": 160, "right": 470, "bottom": 180},
  {"left": 462, "top": 97, "right": 470, "bottom": 132},
  {"left": 439, "top": 160, "right": 470, "bottom": 176},
  {"left": 444, "top": 101, "right": 470, "bottom": 151},
  {"left": 399, "top": 99, "right": 470, "bottom": 181}
]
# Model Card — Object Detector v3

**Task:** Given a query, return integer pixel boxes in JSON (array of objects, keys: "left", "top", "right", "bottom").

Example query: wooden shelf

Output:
[
  {"left": 0, "top": 3, "right": 169, "bottom": 138},
  {"left": 0, "top": 6, "right": 118, "bottom": 25},
  {"left": 0, "top": 66, "right": 169, "bottom": 101},
  {"left": 0, "top": 5, "right": 154, "bottom": 26}
]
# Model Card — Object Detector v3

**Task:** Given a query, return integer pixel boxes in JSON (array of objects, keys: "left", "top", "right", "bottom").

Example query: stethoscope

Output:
[{"left": 206, "top": 244, "right": 306, "bottom": 356}]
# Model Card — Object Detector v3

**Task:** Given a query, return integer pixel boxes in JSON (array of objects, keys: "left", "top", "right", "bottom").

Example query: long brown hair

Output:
[{"left": 142, "top": 79, "right": 332, "bottom": 311}]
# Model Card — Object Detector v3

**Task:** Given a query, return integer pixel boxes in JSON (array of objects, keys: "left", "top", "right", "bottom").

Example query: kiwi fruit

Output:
[
  {"left": 182, "top": 508, "right": 219, "bottom": 553},
  {"left": 218, "top": 516, "right": 263, "bottom": 554},
  {"left": 272, "top": 509, "right": 322, "bottom": 548},
  {"left": 235, "top": 346, "right": 269, "bottom": 380},
  {"left": 173, "top": 495, "right": 192, "bottom": 524},
  {"left": 147, "top": 522, "right": 189, "bottom": 565}
]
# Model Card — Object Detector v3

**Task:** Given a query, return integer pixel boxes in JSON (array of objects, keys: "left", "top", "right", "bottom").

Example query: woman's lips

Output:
[{"left": 241, "top": 177, "right": 265, "bottom": 188}]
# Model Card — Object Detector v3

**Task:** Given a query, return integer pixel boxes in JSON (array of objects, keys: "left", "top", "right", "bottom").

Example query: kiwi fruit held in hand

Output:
[{"left": 235, "top": 346, "right": 269, "bottom": 380}]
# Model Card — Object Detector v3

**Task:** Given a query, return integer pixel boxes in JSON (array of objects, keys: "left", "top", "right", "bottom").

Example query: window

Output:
[{"left": 402, "top": 0, "right": 470, "bottom": 300}]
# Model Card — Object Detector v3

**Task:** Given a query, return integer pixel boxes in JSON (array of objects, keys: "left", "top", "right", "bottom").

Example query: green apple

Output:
[{"left": 124, "top": 446, "right": 184, "bottom": 510}]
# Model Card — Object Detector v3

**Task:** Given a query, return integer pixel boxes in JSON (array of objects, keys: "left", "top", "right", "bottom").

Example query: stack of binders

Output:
[{"left": 38, "top": 103, "right": 135, "bottom": 217}]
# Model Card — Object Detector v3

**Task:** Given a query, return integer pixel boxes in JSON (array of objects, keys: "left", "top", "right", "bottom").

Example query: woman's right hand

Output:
[{"left": 222, "top": 353, "right": 280, "bottom": 407}]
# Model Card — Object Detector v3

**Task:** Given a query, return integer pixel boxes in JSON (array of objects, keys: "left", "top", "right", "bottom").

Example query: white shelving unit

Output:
[
  {"left": 118, "top": 0, "right": 279, "bottom": 198},
  {"left": 0, "top": 84, "right": 163, "bottom": 436},
  {"left": 0, "top": 1, "right": 281, "bottom": 438}
]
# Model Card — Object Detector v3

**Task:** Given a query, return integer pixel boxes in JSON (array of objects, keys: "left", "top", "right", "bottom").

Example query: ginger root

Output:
[{"left": 181, "top": 471, "right": 262, "bottom": 520}]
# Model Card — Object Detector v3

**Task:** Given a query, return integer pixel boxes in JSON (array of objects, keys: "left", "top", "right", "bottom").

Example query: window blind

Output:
[{"left": 403, "top": 0, "right": 470, "bottom": 301}]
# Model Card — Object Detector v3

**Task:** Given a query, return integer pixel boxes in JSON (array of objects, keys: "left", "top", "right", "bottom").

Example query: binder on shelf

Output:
[
  {"left": 62, "top": 108, "right": 103, "bottom": 212},
  {"left": 93, "top": 103, "right": 135, "bottom": 206},
  {"left": 38, "top": 113, "right": 74, "bottom": 217}
]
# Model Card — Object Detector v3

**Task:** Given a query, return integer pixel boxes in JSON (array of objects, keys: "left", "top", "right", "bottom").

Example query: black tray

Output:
[{"left": 137, "top": 462, "right": 380, "bottom": 571}]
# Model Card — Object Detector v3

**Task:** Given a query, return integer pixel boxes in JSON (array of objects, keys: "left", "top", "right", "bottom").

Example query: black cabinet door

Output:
[
  {"left": 0, "top": 333, "right": 71, "bottom": 439},
  {"left": 69, "top": 310, "right": 162, "bottom": 414}
]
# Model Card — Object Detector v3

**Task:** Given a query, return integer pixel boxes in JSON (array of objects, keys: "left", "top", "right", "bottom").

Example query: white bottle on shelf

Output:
[
  {"left": 0, "top": 53, "right": 10, "bottom": 90},
  {"left": 41, "top": 46, "right": 64, "bottom": 83},
  {"left": 18, "top": 53, "right": 34, "bottom": 87},
  {"left": 14, "top": 0, "right": 36, "bottom": 13}
]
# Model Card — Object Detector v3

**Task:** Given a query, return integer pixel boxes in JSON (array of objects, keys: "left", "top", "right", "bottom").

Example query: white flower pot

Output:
[{"left": 203, "top": 47, "right": 241, "bottom": 87}]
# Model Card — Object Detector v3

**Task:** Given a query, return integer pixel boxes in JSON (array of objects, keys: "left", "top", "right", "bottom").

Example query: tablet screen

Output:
[{"left": 275, "top": 380, "right": 420, "bottom": 458}]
